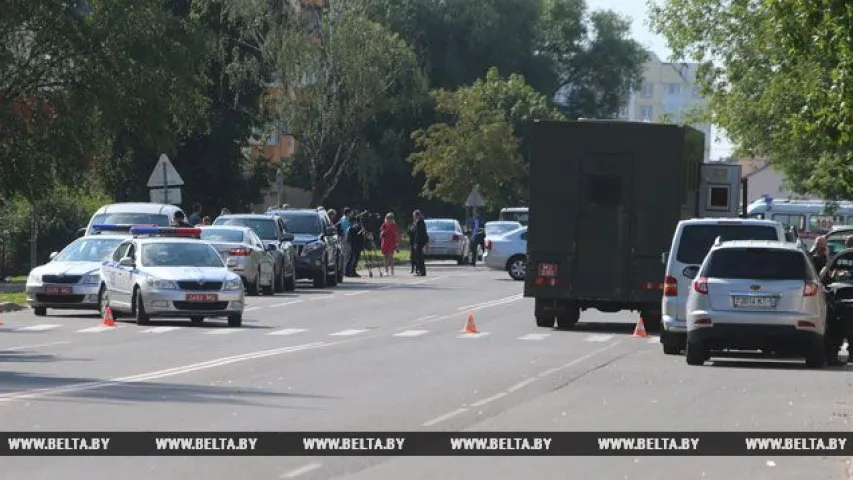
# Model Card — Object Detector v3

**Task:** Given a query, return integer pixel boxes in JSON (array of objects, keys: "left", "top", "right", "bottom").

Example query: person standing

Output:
[
  {"left": 412, "top": 210, "right": 428, "bottom": 276},
  {"left": 188, "top": 203, "right": 203, "bottom": 226},
  {"left": 337, "top": 207, "right": 353, "bottom": 273},
  {"left": 346, "top": 212, "right": 365, "bottom": 277},
  {"left": 380, "top": 213, "right": 401, "bottom": 276},
  {"left": 172, "top": 211, "right": 191, "bottom": 227},
  {"left": 406, "top": 222, "right": 415, "bottom": 274}
]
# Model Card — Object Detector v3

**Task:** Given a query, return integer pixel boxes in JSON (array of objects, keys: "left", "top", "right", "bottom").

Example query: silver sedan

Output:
[
  {"left": 199, "top": 225, "right": 276, "bottom": 296},
  {"left": 483, "top": 226, "right": 527, "bottom": 281},
  {"left": 423, "top": 218, "right": 471, "bottom": 265}
]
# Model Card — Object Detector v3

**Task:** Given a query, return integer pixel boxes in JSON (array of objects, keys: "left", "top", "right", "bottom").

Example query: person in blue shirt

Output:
[{"left": 337, "top": 207, "right": 353, "bottom": 274}]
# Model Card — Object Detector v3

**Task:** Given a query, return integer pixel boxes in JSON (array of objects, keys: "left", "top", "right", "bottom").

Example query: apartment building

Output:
[{"left": 619, "top": 51, "right": 712, "bottom": 161}]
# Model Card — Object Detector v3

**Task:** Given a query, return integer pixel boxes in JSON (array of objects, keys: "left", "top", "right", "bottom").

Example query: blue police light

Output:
[{"left": 91, "top": 224, "right": 134, "bottom": 231}]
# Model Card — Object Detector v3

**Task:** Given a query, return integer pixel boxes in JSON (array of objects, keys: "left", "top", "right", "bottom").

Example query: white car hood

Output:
[
  {"left": 35, "top": 261, "right": 104, "bottom": 277},
  {"left": 141, "top": 267, "right": 237, "bottom": 282}
]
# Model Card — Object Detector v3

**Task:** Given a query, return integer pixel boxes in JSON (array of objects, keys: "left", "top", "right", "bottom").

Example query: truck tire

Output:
[
  {"left": 535, "top": 315, "right": 555, "bottom": 328},
  {"left": 556, "top": 303, "right": 580, "bottom": 329}
]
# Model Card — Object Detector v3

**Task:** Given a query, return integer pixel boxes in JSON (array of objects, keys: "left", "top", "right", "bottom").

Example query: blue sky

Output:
[{"left": 586, "top": 0, "right": 733, "bottom": 159}]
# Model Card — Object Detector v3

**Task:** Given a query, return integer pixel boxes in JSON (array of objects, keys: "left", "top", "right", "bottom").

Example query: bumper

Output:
[
  {"left": 26, "top": 284, "right": 101, "bottom": 309},
  {"left": 663, "top": 314, "right": 687, "bottom": 333},
  {"left": 424, "top": 244, "right": 463, "bottom": 258},
  {"left": 295, "top": 253, "right": 324, "bottom": 278},
  {"left": 688, "top": 323, "right": 823, "bottom": 351},
  {"left": 482, "top": 252, "right": 508, "bottom": 271},
  {"left": 141, "top": 289, "right": 244, "bottom": 317}
]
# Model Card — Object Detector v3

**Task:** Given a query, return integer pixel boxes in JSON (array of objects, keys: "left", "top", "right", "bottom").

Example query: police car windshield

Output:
[
  {"left": 281, "top": 214, "right": 321, "bottom": 235},
  {"left": 703, "top": 248, "right": 807, "bottom": 280},
  {"left": 213, "top": 218, "right": 276, "bottom": 240},
  {"left": 92, "top": 213, "right": 170, "bottom": 227},
  {"left": 140, "top": 244, "right": 224, "bottom": 268},
  {"left": 676, "top": 225, "right": 779, "bottom": 265},
  {"left": 54, "top": 238, "right": 122, "bottom": 262},
  {"left": 199, "top": 229, "right": 245, "bottom": 243},
  {"left": 426, "top": 220, "right": 458, "bottom": 232}
]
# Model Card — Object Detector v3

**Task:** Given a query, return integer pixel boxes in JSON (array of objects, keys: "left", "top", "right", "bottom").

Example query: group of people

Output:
[{"left": 808, "top": 235, "right": 853, "bottom": 365}]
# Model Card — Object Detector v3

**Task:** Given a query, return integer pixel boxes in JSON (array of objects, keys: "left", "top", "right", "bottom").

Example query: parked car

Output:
[
  {"left": 483, "top": 226, "right": 527, "bottom": 280},
  {"left": 423, "top": 218, "right": 471, "bottom": 265},
  {"left": 212, "top": 214, "right": 297, "bottom": 292},
  {"left": 267, "top": 207, "right": 342, "bottom": 288},
  {"left": 81, "top": 202, "right": 183, "bottom": 237},
  {"left": 199, "top": 225, "right": 276, "bottom": 296}
]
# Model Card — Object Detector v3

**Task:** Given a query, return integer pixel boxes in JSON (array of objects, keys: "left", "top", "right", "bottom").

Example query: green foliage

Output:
[
  {"left": 649, "top": 0, "right": 853, "bottom": 199},
  {"left": 409, "top": 67, "right": 564, "bottom": 207}
]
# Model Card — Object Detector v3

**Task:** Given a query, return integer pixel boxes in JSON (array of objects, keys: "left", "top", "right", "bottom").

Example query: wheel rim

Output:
[{"left": 510, "top": 260, "right": 526, "bottom": 278}]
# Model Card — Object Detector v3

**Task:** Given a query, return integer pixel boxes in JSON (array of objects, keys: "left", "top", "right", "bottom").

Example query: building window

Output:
[
  {"left": 640, "top": 83, "right": 653, "bottom": 97},
  {"left": 667, "top": 83, "right": 681, "bottom": 95},
  {"left": 640, "top": 106, "right": 653, "bottom": 120}
]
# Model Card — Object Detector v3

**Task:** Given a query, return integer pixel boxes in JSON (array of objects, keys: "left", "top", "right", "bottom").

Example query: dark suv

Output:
[
  {"left": 268, "top": 207, "right": 342, "bottom": 288},
  {"left": 212, "top": 214, "right": 297, "bottom": 292}
]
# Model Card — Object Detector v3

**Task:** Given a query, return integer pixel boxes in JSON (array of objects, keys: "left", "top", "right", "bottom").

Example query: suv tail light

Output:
[
  {"left": 693, "top": 277, "right": 709, "bottom": 295},
  {"left": 803, "top": 281, "right": 819, "bottom": 297},
  {"left": 451, "top": 235, "right": 460, "bottom": 241},
  {"left": 230, "top": 248, "right": 251, "bottom": 256},
  {"left": 485, "top": 239, "right": 493, "bottom": 250},
  {"left": 663, "top": 275, "right": 678, "bottom": 296}
]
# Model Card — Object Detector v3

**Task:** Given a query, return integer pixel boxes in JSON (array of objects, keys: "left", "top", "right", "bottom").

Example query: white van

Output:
[
  {"left": 660, "top": 218, "right": 787, "bottom": 355},
  {"left": 81, "top": 203, "right": 185, "bottom": 236}
]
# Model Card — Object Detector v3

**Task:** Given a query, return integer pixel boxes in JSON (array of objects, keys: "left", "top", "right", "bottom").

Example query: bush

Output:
[{"left": 0, "top": 186, "right": 113, "bottom": 276}]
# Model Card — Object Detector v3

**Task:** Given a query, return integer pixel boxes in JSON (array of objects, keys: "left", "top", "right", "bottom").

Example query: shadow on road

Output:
[
  {"left": 708, "top": 358, "right": 850, "bottom": 371},
  {"left": 556, "top": 322, "right": 643, "bottom": 335},
  {"left": 111, "top": 319, "right": 274, "bottom": 330},
  {"left": 0, "top": 351, "right": 93, "bottom": 363},
  {"left": 0, "top": 371, "right": 337, "bottom": 408}
]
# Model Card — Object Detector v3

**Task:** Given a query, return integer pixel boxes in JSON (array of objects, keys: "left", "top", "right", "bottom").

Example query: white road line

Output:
[
  {"left": 0, "top": 342, "right": 329, "bottom": 402},
  {"left": 329, "top": 329, "right": 368, "bottom": 336},
  {"left": 506, "top": 378, "right": 537, "bottom": 393},
  {"left": 412, "top": 315, "right": 436, "bottom": 322},
  {"left": 244, "top": 307, "right": 261, "bottom": 312},
  {"left": 470, "top": 392, "right": 507, "bottom": 407},
  {"left": 14, "top": 324, "right": 62, "bottom": 332},
  {"left": 471, "top": 296, "right": 524, "bottom": 312},
  {"left": 518, "top": 333, "right": 550, "bottom": 341},
  {"left": 267, "top": 328, "right": 307, "bottom": 336},
  {"left": 270, "top": 300, "right": 303, "bottom": 307},
  {"left": 457, "top": 332, "right": 490, "bottom": 339},
  {"left": 422, "top": 408, "right": 468, "bottom": 427},
  {"left": 76, "top": 326, "right": 119, "bottom": 333},
  {"left": 310, "top": 296, "right": 334, "bottom": 301},
  {"left": 584, "top": 334, "right": 615, "bottom": 343},
  {"left": 457, "top": 294, "right": 522, "bottom": 311},
  {"left": 393, "top": 330, "right": 429, "bottom": 337},
  {"left": 344, "top": 291, "right": 369, "bottom": 296},
  {"left": 280, "top": 463, "right": 323, "bottom": 478},
  {"left": 648, "top": 337, "right": 659, "bottom": 344},
  {"left": 141, "top": 326, "right": 183, "bottom": 334},
  {"left": 205, "top": 329, "right": 244, "bottom": 335},
  {"left": 0, "top": 341, "right": 70, "bottom": 352},
  {"left": 378, "top": 275, "right": 448, "bottom": 290},
  {"left": 538, "top": 342, "right": 621, "bottom": 377}
]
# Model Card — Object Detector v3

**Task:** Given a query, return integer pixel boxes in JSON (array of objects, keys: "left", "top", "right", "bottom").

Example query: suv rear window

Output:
[
  {"left": 676, "top": 225, "right": 779, "bottom": 265},
  {"left": 703, "top": 248, "right": 807, "bottom": 280}
]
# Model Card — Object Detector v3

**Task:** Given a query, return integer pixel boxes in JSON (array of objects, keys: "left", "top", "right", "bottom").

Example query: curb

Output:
[{"left": 0, "top": 302, "right": 25, "bottom": 313}]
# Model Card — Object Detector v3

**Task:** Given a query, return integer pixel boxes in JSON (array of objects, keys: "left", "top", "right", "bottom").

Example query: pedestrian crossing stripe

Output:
[
  {"left": 518, "top": 333, "right": 550, "bottom": 341},
  {"left": 77, "top": 326, "right": 119, "bottom": 333},
  {"left": 584, "top": 334, "right": 614, "bottom": 342},
  {"left": 142, "top": 326, "right": 183, "bottom": 333},
  {"left": 204, "top": 329, "right": 244, "bottom": 335},
  {"left": 393, "top": 330, "right": 429, "bottom": 337},
  {"left": 267, "top": 328, "right": 307, "bottom": 336},
  {"left": 13, "top": 324, "right": 62, "bottom": 332},
  {"left": 457, "top": 332, "right": 490, "bottom": 339},
  {"left": 329, "top": 329, "right": 368, "bottom": 336}
]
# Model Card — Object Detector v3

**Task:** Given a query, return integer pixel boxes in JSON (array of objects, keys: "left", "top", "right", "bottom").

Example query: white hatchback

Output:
[{"left": 684, "top": 240, "right": 826, "bottom": 368}]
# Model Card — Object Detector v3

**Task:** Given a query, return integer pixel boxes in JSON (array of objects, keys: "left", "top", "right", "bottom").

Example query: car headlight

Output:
[
  {"left": 146, "top": 278, "right": 178, "bottom": 290},
  {"left": 223, "top": 278, "right": 242, "bottom": 291},
  {"left": 303, "top": 241, "right": 324, "bottom": 255},
  {"left": 80, "top": 274, "right": 100, "bottom": 285},
  {"left": 27, "top": 272, "right": 41, "bottom": 284}
]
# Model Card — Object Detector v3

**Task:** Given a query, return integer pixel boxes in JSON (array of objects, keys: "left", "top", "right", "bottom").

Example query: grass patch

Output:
[
  {"left": 0, "top": 292, "right": 26, "bottom": 305},
  {"left": 5, "top": 276, "right": 26, "bottom": 283}
]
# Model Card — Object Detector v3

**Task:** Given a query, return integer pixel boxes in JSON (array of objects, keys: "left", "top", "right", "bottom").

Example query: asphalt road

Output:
[{"left": 1, "top": 262, "right": 851, "bottom": 480}]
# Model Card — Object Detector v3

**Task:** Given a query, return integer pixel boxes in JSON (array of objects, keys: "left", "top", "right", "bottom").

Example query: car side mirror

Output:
[
  {"left": 661, "top": 252, "right": 668, "bottom": 265},
  {"left": 76, "top": 228, "right": 86, "bottom": 238},
  {"left": 267, "top": 243, "right": 278, "bottom": 251},
  {"left": 281, "top": 233, "right": 295, "bottom": 242},
  {"left": 683, "top": 265, "right": 700, "bottom": 279},
  {"left": 325, "top": 227, "right": 337, "bottom": 236},
  {"left": 49, "top": 251, "right": 59, "bottom": 261},
  {"left": 119, "top": 257, "right": 135, "bottom": 268}
]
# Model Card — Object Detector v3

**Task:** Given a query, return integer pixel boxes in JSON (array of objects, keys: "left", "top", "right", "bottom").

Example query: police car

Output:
[
  {"left": 99, "top": 226, "right": 245, "bottom": 327},
  {"left": 26, "top": 228, "right": 129, "bottom": 316}
]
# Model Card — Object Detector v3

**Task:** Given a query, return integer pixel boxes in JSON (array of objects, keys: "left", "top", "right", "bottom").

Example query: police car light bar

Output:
[
  {"left": 129, "top": 227, "right": 202, "bottom": 237},
  {"left": 90, "top": 223, "right": 151, "bottom": 233}
]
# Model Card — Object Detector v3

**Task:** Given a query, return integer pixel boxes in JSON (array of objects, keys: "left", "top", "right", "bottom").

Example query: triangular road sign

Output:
[
  {"left": 147, "top": 154, "right": 184, "bottom": 187},
  {"left": 465, "top": 185, "right": 486, "bottom": 208}
]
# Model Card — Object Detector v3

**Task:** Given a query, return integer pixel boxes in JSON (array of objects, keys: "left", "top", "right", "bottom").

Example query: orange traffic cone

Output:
[
  {"left": 632, "top": 317, "right": 648, "bottom": 337},
  {"left": 102, "top": 307, "right": 116, "bottom": 327},
  {"left": 462, "top": 313, "right": 479, "bottom": 334}
]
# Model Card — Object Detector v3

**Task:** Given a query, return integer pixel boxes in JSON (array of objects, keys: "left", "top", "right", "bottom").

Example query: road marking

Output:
[
  {"left": 0, "top": 341, "right": 70, "bottom": 352},
  {"left": 470, "top": 392, "right": 507, "bottom": 407},
  {"left": 457, "top": 332, "right": 490, "bottom": 339},
  {"left": 344, "top": 291, "right": 369, "bottom": 296},
  {"left": 412, "top": 315, "right": 436, "bottom": 322},
  {"left": 422, "top": 408, "right": 468, "bottom": 427},
  {"left": 518, "top": 333, "right": 550, "bottom": 341},
  {"left": 378, "top": 275, "right": 447, "bottom": 290},
  {"left": 280, "top": 463, "right": 323, "bottom": 478},
  {"left": 14, "top": 324, "right": 62, "bottom": 332},
  {"left": 141, "top": 327, "right": 183, "bottom": 334},
  {"left": 205, "top": 329, "right": 244, "bottom": 335},
  {"left": 393, "top": 330, "right": 429, "bottom": 337},
  {"left": 270, "top": 300, "right": 303, "bottom": 307},
  {"left": 538, "top": 342, "right": 621, "bottom": 377},
  {"left": 457, "top": 294, "right": 522, "bottom": 311},
  {"left": 0, "top": 342, "right": 329, "bottom": 402},
  {"left": 267, "top": 328, "right": 307, "bottom": 336},
  {"left": 329, "top": 329, "right": 368, "bottom": 336},
  {"left": 310, "top": 296, "right": 334, "bottom": 301},
  {"left": 506, "top": 378, "right": 537, "bottom": 392},
  {"left": 471, "top": 296, "right": 523, "bottom": 312},
  {"left": 648, "top": 337, "right": 659, "bottom": 344},
  {"left": 244, "top": 307, "right": 260, "bottom": 312},
  {"left": 77, "top": 326, "right": 119, "bottom": 333},
  {"left": 584, "top": 334, "right": 614, "bottom": 343}
]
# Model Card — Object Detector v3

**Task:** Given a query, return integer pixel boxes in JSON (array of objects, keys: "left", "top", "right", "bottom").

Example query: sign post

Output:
[
  {"left": 464, "top": 185, "right": 486, "bottom": 232},
  {"left": 275, "top": 169, "right": 285, "bottom": 207},
  {"left": 147, "top": 154, "right": 185, "bottom": 205}
]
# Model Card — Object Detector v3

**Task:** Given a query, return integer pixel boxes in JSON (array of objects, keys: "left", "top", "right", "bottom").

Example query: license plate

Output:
[
  {"left": 186, "top": 294, "right": 218, "bottom": 302},
  {"left": 44, "top": 286, "right": 72, "bottom": 295},
  {"left": 538, "top": 263, "right": 557, "bottom": 277},
  {"left": 733, "top": 295, "right": 776, "bottom": 308}
]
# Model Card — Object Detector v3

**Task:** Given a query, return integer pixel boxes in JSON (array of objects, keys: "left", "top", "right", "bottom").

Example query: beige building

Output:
[
  {"left": 738, "top": 156, "right": 818, "bottom": 203},
  {"left": 619, "top": 52, "right": 712, "bottom": 161}
]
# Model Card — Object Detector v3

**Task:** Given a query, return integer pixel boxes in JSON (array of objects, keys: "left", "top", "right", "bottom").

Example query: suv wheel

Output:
[
  {"left": 313, "top": 264, "right": 328, "bottom": 289},
  {"left": 806, "top": 340, "right": 827, "bottom": 368},
  {"left": 662, "top": 331, "right": 683, "bottom": 355},
  {"left": 274, "top": 263, "right": 285, "bottom": 293},
  {"left": 685, "top": 338, "right": 705, "bottom": 365}
]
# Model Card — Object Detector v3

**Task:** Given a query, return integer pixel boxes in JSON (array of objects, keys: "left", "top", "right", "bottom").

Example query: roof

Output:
[
  {"left": 679, "top": 218, "right": 781, "bottom": 226},
  {"left": 270, "top": 209, "right": 319, "bottom": 216},
  {"left": 74, "top": 235, "right": 127, "bottom": 241},
  {"left": 94, "top": 203, "right": 183, "bottom": 215},
  {"left": 485, "top": 221, "right": 522, "bottom": 225},
  {"left": 134, "top": 237, "right": 206, "bottom": 245},
  {"left": 198, "top": 225, "right": 252, "bottom": 231},
  {"left": 216, "top": 214, "right": 278, "bottom": 220},
  {"left": 712, "top": 240, "right": 800, "bottom": 251},
  {"left": 500, "top": 207, "right": 528, "bottom": 212}
]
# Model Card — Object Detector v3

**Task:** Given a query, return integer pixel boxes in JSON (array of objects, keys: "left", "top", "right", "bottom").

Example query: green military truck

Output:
[{"left": 523, "top": 119, "right": 705, "bottom": 331}]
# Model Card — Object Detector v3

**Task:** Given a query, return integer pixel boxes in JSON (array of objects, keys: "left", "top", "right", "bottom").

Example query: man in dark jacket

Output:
[
  {"left": 172, "top": 211, "right": 191, "bottom": 227},
  {"left": 346, "top": 212, "right": 366, "bottom": 277},
  {"left": 412, "top": 210, "right": 428, "bottom": 276}
]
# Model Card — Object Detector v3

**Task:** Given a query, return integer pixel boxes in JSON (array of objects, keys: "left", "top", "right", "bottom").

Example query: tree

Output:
[
  {"left": 409, "top": 67, "right": 564, "bottom": 207},
  {"left": 649, "top": 0, "right": 853, "bottom": 199}
]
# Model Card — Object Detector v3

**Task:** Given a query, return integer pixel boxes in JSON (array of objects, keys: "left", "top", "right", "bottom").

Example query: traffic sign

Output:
[
  {"left": 147, "top": 154, "right": 184, "bottom": 188},
  {"left": 465, "top": 185, "right": 486, "bottom": 208},
  {"left": 149, "top": 188, "right": 182, "bottom": 205}
]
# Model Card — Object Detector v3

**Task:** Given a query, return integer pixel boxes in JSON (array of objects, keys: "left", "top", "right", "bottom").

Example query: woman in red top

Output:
[{"left": 380, "top": 212, "right": 401, "bottom": 276}]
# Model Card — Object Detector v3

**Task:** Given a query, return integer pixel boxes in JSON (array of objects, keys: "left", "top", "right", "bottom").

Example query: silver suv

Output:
[{"left": 685, "top": 240, "right": 826, "bottom": 368}]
